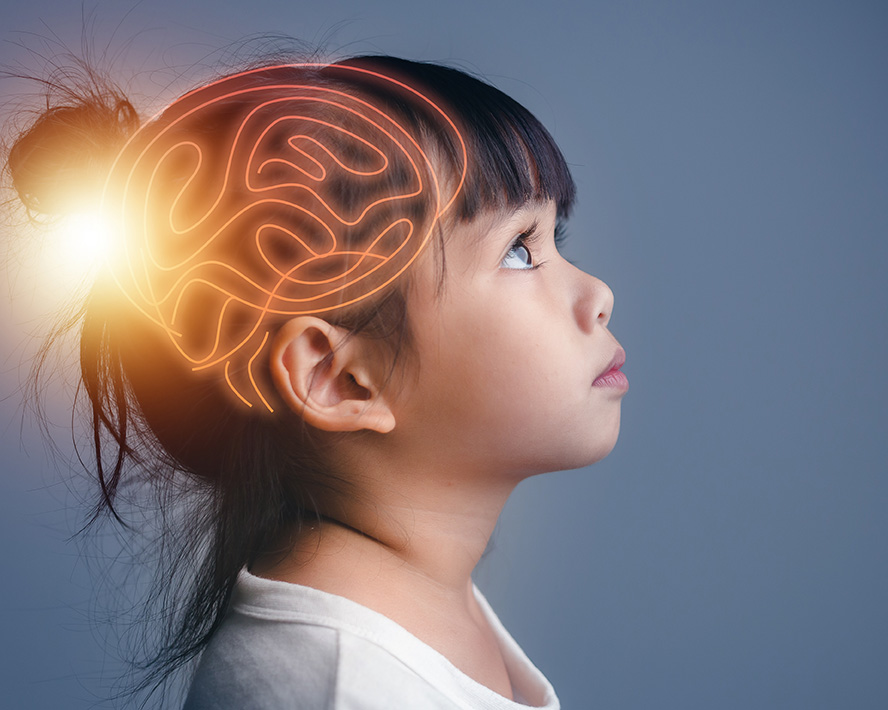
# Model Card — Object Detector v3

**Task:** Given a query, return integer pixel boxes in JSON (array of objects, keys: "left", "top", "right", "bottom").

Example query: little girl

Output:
[{"left": 6, "top": 53, "right": 627, "bottom": 708}]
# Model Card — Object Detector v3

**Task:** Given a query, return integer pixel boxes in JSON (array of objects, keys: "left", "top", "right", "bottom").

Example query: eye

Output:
[{"left": 500, "top": 234, "right": 534, "bottom": 270}]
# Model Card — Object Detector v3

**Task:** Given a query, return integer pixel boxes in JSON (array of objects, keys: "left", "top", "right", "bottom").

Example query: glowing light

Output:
[{"left": 45, "top": 211, "right": 114, "bottom": 278}]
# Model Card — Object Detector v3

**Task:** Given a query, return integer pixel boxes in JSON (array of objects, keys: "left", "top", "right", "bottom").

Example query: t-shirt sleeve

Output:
[
  {"left": 182, "top": 615, "right": 339, "bottom": 710},
  {"left": 182, "top": 616, "right": 469, "bottom": 710}
]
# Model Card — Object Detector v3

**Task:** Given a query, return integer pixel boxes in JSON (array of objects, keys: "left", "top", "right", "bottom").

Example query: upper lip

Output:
[{"left": 595, "top": 347, "right": 626, "bottom": 382}]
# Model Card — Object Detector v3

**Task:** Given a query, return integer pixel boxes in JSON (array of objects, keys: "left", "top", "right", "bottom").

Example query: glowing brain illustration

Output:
[{"left": 103, "top": 64, "right": 466, "bottom": 411}]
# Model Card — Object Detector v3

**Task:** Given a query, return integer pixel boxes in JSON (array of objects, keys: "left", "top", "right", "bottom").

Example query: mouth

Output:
[{"left": 592, "top": 347, "right": 628, "bottom": 390}]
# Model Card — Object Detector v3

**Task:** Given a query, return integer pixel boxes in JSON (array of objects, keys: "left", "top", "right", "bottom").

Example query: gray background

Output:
[{"left": 2, "top": 1, "right": 886, "bottom": 708}]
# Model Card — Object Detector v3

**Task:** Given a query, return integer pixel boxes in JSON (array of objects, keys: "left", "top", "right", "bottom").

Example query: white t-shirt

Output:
[{"left": 183, "top": 569, "right": 559, "bottom": 709}]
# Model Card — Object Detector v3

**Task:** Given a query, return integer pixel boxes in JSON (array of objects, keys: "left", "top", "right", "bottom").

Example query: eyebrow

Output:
[
  {"left": 484, "top": 214, "right": 541, "bottom": 247},
  {"left": 467, "top": 200, "right": 554, "bottom": 253}
]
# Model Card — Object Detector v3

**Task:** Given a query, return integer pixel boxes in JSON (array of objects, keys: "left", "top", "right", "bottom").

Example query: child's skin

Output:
[{"left": 258, "top": 198, "right": 625, "bottom": 698}]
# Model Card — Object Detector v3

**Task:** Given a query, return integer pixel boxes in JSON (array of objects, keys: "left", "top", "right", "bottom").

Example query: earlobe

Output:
[{"left": 269, "top": 317, "right": 396, "bottom": 434}]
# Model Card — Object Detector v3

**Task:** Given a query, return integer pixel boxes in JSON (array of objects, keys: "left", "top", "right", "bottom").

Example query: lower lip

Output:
[{"left": 592, "top": 369, "right": 629, "bottom": 390}]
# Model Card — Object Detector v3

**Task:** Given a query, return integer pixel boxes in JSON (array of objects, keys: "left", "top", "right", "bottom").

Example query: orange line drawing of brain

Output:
[{"left": 103, "top": 64, "right": 466, "bottom": 411}]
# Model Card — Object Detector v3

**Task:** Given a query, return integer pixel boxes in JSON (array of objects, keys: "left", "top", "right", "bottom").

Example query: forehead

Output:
[{"left": 447, "top": 199, "right": 558, "bottom": 254}]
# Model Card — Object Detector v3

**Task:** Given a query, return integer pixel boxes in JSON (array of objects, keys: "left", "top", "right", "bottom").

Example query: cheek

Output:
[
  {"left": 433, "top": 310, "right": 576, "bottom": 428},
  {"left": 403, "top": 304, "right": 620, "bottom": 473}
]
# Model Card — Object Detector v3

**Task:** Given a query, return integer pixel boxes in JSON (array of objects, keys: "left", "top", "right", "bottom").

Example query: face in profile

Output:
[{"left": 387, "top": 199, "right": 627, "bottom": 481}]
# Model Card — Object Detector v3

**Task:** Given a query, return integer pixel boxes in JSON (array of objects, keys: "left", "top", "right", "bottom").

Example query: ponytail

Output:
[
  {"left": 2, "top": 58, "right": 411, "bottom": 704},
  {"left": 8, "top": 94, "right": 138, "bottom": 218},
  {"left": 3, "top": 66, "right": 315, "bottom": 702}
]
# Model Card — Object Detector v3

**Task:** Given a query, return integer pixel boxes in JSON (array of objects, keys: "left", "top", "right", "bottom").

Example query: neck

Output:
[
  {"left": 256, "top": 465, "right": 517, "bottom": 603},
  {"left": 251, "top": 438, "right": 525, "bottom": 700}
]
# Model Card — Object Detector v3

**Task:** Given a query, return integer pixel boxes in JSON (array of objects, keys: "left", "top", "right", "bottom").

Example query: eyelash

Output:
[{"left": 504, "top": 220, "right": 570, "bottom": 270}]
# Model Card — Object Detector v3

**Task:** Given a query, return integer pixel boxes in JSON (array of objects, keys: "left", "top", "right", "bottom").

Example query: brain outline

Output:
[{"left": 102, "top": 63, "right": 467, "bottom": 411}]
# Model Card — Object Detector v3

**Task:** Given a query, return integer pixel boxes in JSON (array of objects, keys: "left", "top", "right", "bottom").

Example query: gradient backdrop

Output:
[{"left": 1, "top": 1, "right": 886, "bottom": 708}]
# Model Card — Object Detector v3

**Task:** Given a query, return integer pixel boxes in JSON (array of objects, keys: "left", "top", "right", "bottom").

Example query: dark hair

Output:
[{"left": 4, "top": 52, "right": 575, "bottom": 702}]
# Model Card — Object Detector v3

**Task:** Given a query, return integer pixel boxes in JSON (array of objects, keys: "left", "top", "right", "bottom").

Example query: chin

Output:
[
  {"left": 566, "top": 416, "right": 622, "bottom": 471},
  {"left": 530, "top": 432, "right": 621, "bottom": 476},
  {"left": 508, "top": 410, "right": 623, "bottom": 477}
]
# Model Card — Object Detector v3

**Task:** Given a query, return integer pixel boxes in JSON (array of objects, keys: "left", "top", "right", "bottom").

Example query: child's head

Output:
[
  {"left": 9, "top": 53, "right": 580, "bottom": 486},
  {"left": 6, "top": 52, "right": 622, "bottom": 682}
]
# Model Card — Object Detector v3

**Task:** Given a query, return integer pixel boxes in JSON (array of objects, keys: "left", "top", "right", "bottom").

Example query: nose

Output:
[{"left": 571, "top": 264, "right": 614, "bottom": 332}]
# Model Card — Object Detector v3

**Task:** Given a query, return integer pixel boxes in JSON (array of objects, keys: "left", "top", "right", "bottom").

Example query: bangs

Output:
[
  {"left": 437, "top": 76, "right": 577, "bottom": 223},
  {"left": 333, "top": 56, "right": 577, "bottom": 223}
]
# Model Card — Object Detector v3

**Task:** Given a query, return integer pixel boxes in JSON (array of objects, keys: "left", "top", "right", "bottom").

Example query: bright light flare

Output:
[
  {"left": 28, "top": 210, "right": 116, "bottom": 312},
  {"left": 55, "top": 212, "right": 113, "bottom": 271},
  {"left": 16, "top": 210, "right": 116, "bottom": 317}
]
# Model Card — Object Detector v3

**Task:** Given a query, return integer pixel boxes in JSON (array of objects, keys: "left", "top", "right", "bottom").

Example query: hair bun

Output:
[{"left": 8, "top": 96, "right": 139, "bottom": 217}]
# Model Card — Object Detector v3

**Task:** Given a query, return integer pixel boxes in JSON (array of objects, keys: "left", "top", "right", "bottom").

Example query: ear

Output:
[{"left": 269, "top": 317, "right": 396, "bottom": 434}]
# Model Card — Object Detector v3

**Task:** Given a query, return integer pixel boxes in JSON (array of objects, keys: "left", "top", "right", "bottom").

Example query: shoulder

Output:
[
  {"left": 183, "top": 611, "right": 339, "bottom": 710},
  {"left": 183, "top": 570, "right": 560, "bottom": 709},
  {"left": 181, "top": 571, "right": 466, "bottom": 710}
]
